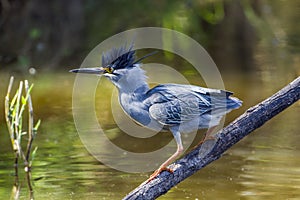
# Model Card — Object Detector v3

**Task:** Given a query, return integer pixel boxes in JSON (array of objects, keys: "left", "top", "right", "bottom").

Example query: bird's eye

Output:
[{"left": 105, "top": 67, "right": 114, "bottom": 73}]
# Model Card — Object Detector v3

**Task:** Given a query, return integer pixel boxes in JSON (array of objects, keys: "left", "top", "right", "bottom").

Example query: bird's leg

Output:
[
  {"left": 147, "top": 129, "right": 183, "bottom": 182},
  {"left": 194, "top": 126, "right": 217, "bottom": 148},
  {"left": 205, "top": 126, "right": 217, "bottom": 139}
]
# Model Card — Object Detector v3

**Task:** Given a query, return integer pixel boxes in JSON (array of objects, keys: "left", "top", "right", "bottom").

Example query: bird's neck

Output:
[{"left": 115, "top": 66, "right": 149, "bottom": 95}]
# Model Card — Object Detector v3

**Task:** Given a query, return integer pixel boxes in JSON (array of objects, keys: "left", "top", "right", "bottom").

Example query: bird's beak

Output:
[{"left": 69, "top": 67, "right": 105, "bottom": 75}]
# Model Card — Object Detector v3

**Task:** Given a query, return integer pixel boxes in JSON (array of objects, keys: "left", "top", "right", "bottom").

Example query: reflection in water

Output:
[{"left": 10, "top": 172, "right": 34, "bottom": 200}]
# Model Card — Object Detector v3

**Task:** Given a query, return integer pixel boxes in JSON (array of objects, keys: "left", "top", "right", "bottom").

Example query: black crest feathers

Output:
[
  {"left": 101, "top": 44, "right": 135, "bottom": 70},
  {"left": 101, "top": 43, "right": 157, "bottom": 70}
]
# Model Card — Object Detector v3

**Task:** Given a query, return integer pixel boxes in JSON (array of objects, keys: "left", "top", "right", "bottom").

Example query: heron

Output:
[{"left": 70, "top": 44, "right": 242, "bottom": 181}]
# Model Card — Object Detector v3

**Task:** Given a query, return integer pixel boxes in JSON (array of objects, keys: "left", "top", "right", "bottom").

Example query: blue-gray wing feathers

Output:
[{"left": 145, "top": 84, "right": 242, "bottom": 126}]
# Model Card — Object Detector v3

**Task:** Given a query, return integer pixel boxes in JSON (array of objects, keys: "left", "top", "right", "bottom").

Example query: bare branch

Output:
[{"left": 124, "top": 76, "right": 300, "bottom": 200}]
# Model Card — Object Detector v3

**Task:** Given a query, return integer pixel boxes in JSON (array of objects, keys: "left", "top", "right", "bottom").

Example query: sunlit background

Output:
[{"left": 0, "top": 0, "right": 299, "bottom": 199}]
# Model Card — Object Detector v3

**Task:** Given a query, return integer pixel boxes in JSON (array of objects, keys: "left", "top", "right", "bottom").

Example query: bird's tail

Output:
[{"left": 227, "top": 96, "right": 243, "bottom": 110}]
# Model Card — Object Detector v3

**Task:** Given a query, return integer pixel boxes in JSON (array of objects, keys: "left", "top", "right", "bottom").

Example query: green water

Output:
[{"left": 0, "top": 70, "right": 299, "bottom": 199}]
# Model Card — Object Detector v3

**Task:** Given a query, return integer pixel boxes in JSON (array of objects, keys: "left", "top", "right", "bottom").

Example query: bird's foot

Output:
[
  {"left": 146, "top": 167, "right": 173, "bottom": 183},
  {"left": 192, "top": 135, "right": 216, "bottom": 150}
]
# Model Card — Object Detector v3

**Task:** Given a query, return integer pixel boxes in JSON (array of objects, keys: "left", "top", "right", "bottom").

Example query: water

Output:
[{"left": 0, "top": 70, "right": 299, "bottom": 199}]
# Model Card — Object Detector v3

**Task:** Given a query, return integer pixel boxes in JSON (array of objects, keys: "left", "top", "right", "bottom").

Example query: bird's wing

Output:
[
  {"left": 145, "top": 84, "right": 241, "bottom": 126},
  {"left": 148, "top": 99, "right": 206, "bottom": 125}
]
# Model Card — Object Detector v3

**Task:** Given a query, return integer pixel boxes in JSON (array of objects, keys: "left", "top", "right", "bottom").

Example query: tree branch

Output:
[{"left": 124, "top": 76, "right": 300, "bottom": 200}]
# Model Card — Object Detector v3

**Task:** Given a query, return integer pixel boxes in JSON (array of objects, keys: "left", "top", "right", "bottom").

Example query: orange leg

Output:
[
  {"left": 193, "top": 126, "right": 217, "bottom": 149},
  {"left": 146, "top": 129, "right": 183, "bottom": 183}
]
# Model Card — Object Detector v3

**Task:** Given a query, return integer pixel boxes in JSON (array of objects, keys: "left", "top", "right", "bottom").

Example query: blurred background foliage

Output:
[{"left": 0, "top": 0, "right": 299, "bottom": 75}]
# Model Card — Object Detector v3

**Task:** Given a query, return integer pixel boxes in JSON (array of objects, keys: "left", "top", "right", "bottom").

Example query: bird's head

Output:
[{"left": 70, "top": 44, "right": 156, "bottom": 85}]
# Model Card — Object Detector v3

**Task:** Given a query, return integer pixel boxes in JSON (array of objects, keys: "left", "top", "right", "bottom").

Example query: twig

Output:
[
  {"left": 26, "top": 171, "right": 34, "bottom": 199},
  {"left": 124, "top": 76, "right": 300, "bottom": 200},
  {"left": 5, "top": 76, "right": 14, "bottom": 134},
  {"left": 4, "top": 76, "right": 20, "bottom": 175},
  {"left": 24, "top": 80, "right": 34, "bottom": 171},
  {"left": 5, "top": 77, "right": 39, "bottom": 177},
  {"left": 5, "top": 77, "right": 39, "bottom": 199}
]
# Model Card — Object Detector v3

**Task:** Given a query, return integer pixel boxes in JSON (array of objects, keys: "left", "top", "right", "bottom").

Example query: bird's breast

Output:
[
  {"left": 119, "top": 93, "right": 164, "bottom": 131},
  {"left": 119, "top": 93, "right": 150, "bottom": 124}
]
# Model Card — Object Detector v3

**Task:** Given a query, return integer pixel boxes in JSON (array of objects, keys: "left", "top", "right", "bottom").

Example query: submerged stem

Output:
[{"left": 25, "top": 80, "right": 34, "bottom": 170}]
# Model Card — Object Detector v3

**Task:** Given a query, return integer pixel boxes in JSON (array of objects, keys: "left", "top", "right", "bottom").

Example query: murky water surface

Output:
[{"left": 0, "top": 70, "right": 299, "bottom": 199}]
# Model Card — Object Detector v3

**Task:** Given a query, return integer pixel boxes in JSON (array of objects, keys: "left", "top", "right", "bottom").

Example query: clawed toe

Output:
[{"left": 146, "top": 167, "right": 173, "bottom": 183}]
